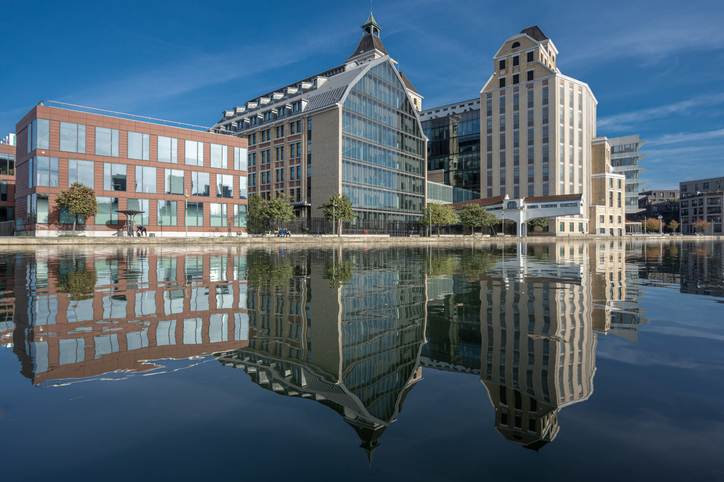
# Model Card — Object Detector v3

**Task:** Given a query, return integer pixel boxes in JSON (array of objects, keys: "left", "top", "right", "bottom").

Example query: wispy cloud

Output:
[
  {"left": 647, "top": 129, "right": 724, "bottom": 146},
  {"left": 597, "top": 93, "right": 724, "bottom": 131}
]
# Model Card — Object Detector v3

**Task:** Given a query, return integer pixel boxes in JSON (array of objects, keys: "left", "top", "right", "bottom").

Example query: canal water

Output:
[{"left": 0, "top": 240, "right": 722, "bottom": 481}]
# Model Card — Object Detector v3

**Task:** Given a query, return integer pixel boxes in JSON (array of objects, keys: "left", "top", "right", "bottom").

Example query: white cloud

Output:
[{"left": 597, "top": 93, "right": 724, "bottom": 131}]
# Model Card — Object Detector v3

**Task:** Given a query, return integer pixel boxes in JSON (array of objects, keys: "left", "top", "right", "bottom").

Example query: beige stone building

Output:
[
  {"left": 480, "top": 26, "right": 598, "bottom": 235},
  {"left": 590, "top": 137, "right": 626, "bottom": 235}
]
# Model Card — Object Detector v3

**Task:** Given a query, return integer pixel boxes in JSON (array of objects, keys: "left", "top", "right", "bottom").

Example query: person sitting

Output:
[{"left": 284, "top": 228, "right": 291, "bottom": 237}]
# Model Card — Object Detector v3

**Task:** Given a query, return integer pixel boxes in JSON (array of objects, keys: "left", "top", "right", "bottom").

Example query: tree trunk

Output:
[{"left": 73, "top": 214, "right": 77, "bottom": 234}]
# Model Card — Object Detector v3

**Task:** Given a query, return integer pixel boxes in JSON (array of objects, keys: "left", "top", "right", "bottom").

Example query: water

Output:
[{"left": 0, "top": 240, "right": 723, "bottom": 481}]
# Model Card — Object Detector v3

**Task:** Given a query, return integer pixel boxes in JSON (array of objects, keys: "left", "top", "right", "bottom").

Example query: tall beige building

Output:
[{"left": 481, "top": 26, "right": 597, "bottom": 235}]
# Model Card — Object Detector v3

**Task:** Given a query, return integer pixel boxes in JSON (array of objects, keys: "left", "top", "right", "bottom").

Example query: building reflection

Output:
[
  {"left": 7, "top": 247, "right": 250, "bottom": 386},
  {"left": 215, "top": 247, "right": 428, "bottom": 463}
]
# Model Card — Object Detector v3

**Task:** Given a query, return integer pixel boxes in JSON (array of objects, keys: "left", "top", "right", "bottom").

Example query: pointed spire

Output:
[{"left": 346, "top": 13, "right": 388, "bottom": 63}]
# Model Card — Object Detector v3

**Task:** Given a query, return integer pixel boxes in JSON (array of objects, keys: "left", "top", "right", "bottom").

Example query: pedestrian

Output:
[{"left": 136, "top": 225, "right": 147, "bottom": 237}]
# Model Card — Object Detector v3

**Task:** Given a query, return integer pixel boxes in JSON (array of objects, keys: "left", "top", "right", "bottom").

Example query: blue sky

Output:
[{"left": 1, "top": 0, "right": 722, "bottom": 189}]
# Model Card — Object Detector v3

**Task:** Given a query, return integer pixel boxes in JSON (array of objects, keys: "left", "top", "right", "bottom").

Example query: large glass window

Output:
[
  {"left": 157, "top": 200, "right": 178, "bottom": 226},
  {"left": 186, "top": 202, "right": 204, "bottom": 227},
  {"left": 103, "top": 163, "right": 127, "bottom": 191},
  {"left": 29, "top": 119, "right": 50, "bottom": 152},
  {"left": 234, "top": 147, "right": 248, "bottom": 171},
  {"left": 127, "top": 199, "right": 150, "bottom": 225},
  {"left": 185, "top": 140, "right": 204, "bottom": 166},
  {"left": 135, "top": 166, "right": 157, "bottom": 193},
  {"left": 30, "top": 193, "right": 50, "bottom": 224},
  {"left": 68, "top": 159, "right": 94, "bottom": 188},
  {"left": 33, "top": 157, "right": 59, "bottom": 187},
  {"left": 210, "top": 203, "right": 227, "bottom": 227},
  {"left": 216, "top": 174, "right": 233, "bottom": 198},
  {"left": 60, "top": 122, "right": 86, "bottom": 153},
  {"left": 128, "top": 132, "right": 150, "bottom": 160},
  {"left": 59, "top": 205, "right": 85, "bottom": 225},
  {"left": 210, "top": 144, "right": 228, "bottom": 169},
  {"left": 239, "top": 176, "right": 248, "bottom": 199},
  {"left": 164, "top": 169, "right": 184, "bottom": 195},
  {"left": 158, "top": 136, "right": 178, "bottom": 163},
  {"left": 191, "top": 171, "right": 210, "bottom": 197},
  {"left": 95, "top": 127, "right": 119, "bottom": 157},
  {"left": 233, "top": 204, "right": 247, "bottom": 228},
  {"left": 95, "top": 197, "right": 119, "bottom": 225},
  {"left": 0, "top": 153, "right": 14, "bottom": 175}
]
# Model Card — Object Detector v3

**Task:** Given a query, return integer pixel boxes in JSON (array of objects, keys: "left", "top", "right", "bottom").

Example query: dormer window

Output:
[{"left": 512, "top": 42, "right": 520, "bottom": 49}]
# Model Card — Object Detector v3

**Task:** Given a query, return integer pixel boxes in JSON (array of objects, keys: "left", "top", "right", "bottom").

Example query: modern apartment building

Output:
[
  {"left": 15, "top": 102, "right": 248, "bottom": 236},
  {"left": 589, "top": 137, "right": 626, "bottom": 235},
  {"left": 211, "top": 15, "right": 427, "bottom": 225},
  {"left": 421, "top": 99, "right": 481, "bottom": 200},
  {"left": 608, "top": 134, "right": 646, "bottom": 216},
  {"left": 679, "top": 176, "right": 724, "bottom": 234},
  {"left": 481, "top": 26, "right": 598, "bottom": 235},
  {"left": 638, "top": 189, "right": 679, "bottom": 223},
  {"left": 0, "top": 140, "right": 15, "bottom": 223}
]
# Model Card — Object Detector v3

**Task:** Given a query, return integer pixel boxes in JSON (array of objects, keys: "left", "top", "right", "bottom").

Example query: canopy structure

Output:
[{"left": 116, "top": 210, "right": 144, "bottom": 236}]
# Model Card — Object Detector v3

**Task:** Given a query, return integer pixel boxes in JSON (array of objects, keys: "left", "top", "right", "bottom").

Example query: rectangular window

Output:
[
  {"left": 499, "top": 78, "right": 506, "bottom": 88},
  {"left": 127, "top": 132, "right": 150, "bottom": 160},
  {"left": 527, "top": 70, "right": 533, "bottom": 81},
  {"left": 157, "top": 136, "right": 178, "bottom": 163},
  {"left": 29, "top": 119, "right": 50, "bottom": 152},
  {"left": 135, "top": 166, "right": 157, "bottom": 194},
  {"left": 185, "top": 140, "right": 204, "bottom": 166},
  {"left": 527, "top": 51, "right": 534, "bottom": 62},
  {"left": 233, "top": 204, "right": 247, "bottom": 228},
  {"left": 513, "top": 74, "right": 519, "bottom": 84},
  {"left": 216, "top": 174, "right": 234, "bottom": 198},
  {"left": 210, "top": 203, "right": 228, "bottom": 227},
  {"left": 499, "top": 59, "right": 505, "bottom": 70},
  {"left": 210, "top": 144, "right": 228, "bottom": 169},
  {"left": 191, "top": 172, "right": 210, "bottom": 197},
  {"left": 513, "top": 56, "right": 519, "bottom": 67},
  {"left": 59, "top": 204, "right": 85, "bottom": 225},
  {"left": 560, "top": 222, "right": 565, "bottom": 232},
  {"left": 157, "top": 200, "right": 178, "bottom": 226},
  {"left": 233, "top": 147, "right": 248, "bottom": 171},
  {"left": 103, "top": 163, "right": 127, "bottom": 191},
  {"left": 60, "top": 122, "right": 86, "bottom": 154},
  {"left": 67, "top": 159, "right": 94, "bottom": 188},
  {"left": 164, "top": 169, "right": 184, "bottom": 195},
  {"left": 30, "top": 193, "right": 50, "bottom": 224},
  {"left": 239, "top": 176, "right": 248, "bottom": 199},
  {"left": 127, "top": 199, "right": 150, "bottom": 225},
  {"left": 33, "top": 156, "right": 59, "bottom": 187},
  {"left": 95, "top": 197, "right": 119, "bottom": 225},
  {"left": 186, "top": 201, "right": 204, "bottom": 227},
  {"left": 95, "top": 127, "right": 119, "bottom": 157}
]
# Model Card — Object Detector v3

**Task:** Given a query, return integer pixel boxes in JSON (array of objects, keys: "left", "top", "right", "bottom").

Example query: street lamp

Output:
[
  {"left": 658, "top": 214, "right": 663, "bottom": 235},
  {"left": 332, "top": 196, "right": 337, "bottom": 237}
]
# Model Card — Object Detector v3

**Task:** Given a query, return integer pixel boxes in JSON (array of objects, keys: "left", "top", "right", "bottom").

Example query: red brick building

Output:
[
  {"left": 0, "top": 141, "right": 15, "bottom": 224},
  {"left": 15, "top": 102, "right": 248, "bottom": 236}
]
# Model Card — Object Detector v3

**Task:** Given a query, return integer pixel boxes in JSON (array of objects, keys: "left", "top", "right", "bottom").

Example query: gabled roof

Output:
[
  {"left": 399, "top": 71, "right": 419, "bottom": 95},
  {"left": 519, "top": 26, "right": 548, "bottom": 42},
  {"left": 453, "top": 195, "right": 506, "bottom": 209},
  {"left": 346, "top": 34, "right": 388, "bottom": 62}
]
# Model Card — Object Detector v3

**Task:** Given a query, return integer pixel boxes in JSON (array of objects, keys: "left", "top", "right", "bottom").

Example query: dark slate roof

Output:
[
  {"left": 452, "top": 195, "right": 506, "bottom": 209},
  {"left": 399, "top": 72, "right": 419, "bottom": 95},
  {"left": 519, "top": 26, "right": 548, "bottom": 42},
  {"left": 347, "top": 34, "right": 388, "bottom": 61},
  {"left": 523, "top": 193, "right": 582, "bottom": 203}
]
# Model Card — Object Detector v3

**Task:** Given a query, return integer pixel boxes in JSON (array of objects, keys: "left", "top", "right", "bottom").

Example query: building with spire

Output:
[{"left": 212, "top": 15, "right": 426, "bottom": 225}]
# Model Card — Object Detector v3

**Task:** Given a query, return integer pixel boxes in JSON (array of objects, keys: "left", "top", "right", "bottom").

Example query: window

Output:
[
  {"left": 28, "top": 119, "right": 50, "bottom": 152},
  {"left": 216, "top": 174, "right": 234, "bottom": 198},
  {"left": 527, "top": 71, "right": 534, "bottom": 81},
  {"left": 233, "top": 204, "right": 247, "bottom": 228},
  {"left": 32, "top": 157, "right": 59, "bottom": 187},
  {"left": 513, "top": 56, "right": 519, "bottom": 67},
  {"left": 164, "top": 169, "right": 184, "bottom": 195},
  {"left": 96, "top": 197, "right": 119, "bottom": 225},
  {"left": 95, "top": 127, "right": 119, "bottom": 157},
  {"left": 135, "top": 166, "right": 157, "bottom": 193},
  {"left": 60, "top": 122, "right": 86, "bottom": 153},
  {"left": 513, "top": 74, "right": 519, "bottom": 84},
  {"left": 499, "top": 77, "right": 506, "bottom": 88},
  {"left": 127, "top": 199, "right": 150, "bottom": 225},
  {"left": 233, "top": 147, "right": 248, "bottom": 171},
  {"left": 186, "top": 201, "right": 204, "bottom": 227},
  {"left": 276, "top": 146, "right": 284, "bottom": 161},
  {"left": 239, "top": 176, "right": 248, "bottom": 199},
  {"left": 68, "top": 159, "right": 94, "bottom": 188},
  {"left": 570, "top": 222, "right": 574, "bottom": 232},
  {"left": 157, "top": 200, "right": 178, "bottom": 226},
  {"left": 210, "top": 144, "right": 228, "bottom": 169},
  {"left": 527, "top": 51, "right": 534, "bottom": 62},
  {"left": 127, "top": 132, "right": 150, "bottom": 160},
  {"left": 191, "top": 172, "right": 210, "bottom": 197},
  {"left": 157, "top": 136, "right": 178, "bottom": 163},
  {"left": 59, "top": 204, "right": 85, "bottom": 225},
  {"left": 210, "top": 203, "right": 227, "bottom": 227},
  {"left": 185, "top": 140, "right": 204, "bottom": 166},
  {"left": 30, "top": 193, "right": 50, "bottom": 224},
  {"left": 560, "top": 222, "right": 565, "bottom": 232},
  {"left": 103, "top": 163, "right": 127, "bottom": 191},
  {"left": 499, "top": 59, "right": 506, "bottom": 70}
]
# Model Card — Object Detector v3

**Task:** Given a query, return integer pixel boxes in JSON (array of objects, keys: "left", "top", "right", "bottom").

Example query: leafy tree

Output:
[
  {"left": 667, "top": 220, "right": 680, "bottom": 233},
  {"left": 459, "top": 204, "right": 498, "bottom": 236},
  {"left": 527, "top": 218, "right": 549, "bottom": 231},
  {"left": 248, "top": 193, "right": 295, "bottom": 233},
  {"left": 55, "top": 182, "right": 98, "bottom": 234},
  {"left": 266, "top": 193, "right": 295, "bottom": 229},
  {"left": 644, "top": 217, "right": 663, "bottom": 233},
  {"left": 420, "top": 203, "right": 459, "bottom": 236},
  {"left": 247, "top": 194, "right": 268, "bottom": 234},
  {"left": 318, "top": 193, "right": 354, "bottom": 236},
  {"left": 691, "top": 219, "right": 712, "bottom": 234}
]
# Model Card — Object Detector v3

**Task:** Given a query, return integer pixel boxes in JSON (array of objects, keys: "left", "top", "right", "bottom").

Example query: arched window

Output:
[
  {"left": 512, "top": 42, "right": 520, "bottom": 49},
  {"left": 507, "top": 201, "right": 518, "bottom": 209}
]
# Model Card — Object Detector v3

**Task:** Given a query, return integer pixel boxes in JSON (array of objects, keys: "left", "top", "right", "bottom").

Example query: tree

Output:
[
  {"left": 668, "top": 220, "right": 680, "bottom": 233},
  {"left": 644, "top": 217, "right": 662, "bottom": 233},
  {"left": 459, "top": 204, "right": 498, "bottom": 236},
  {"left": 691, "top": 219, "right": 712, "bottom": 234},
  {"left": 527, "top": 218, "right": 549, "bottom": 231},
  {"left": 55, "top": 182, "right": 98, "bottom": 234},
  {"left": 419, "top": 202, "right": 459, "bottom": 236},
  {"left": 266, "top": 193, "right": 295, "bottom": 229},
  {"left": 248, "top": 193, "right": 295, "bottom": 233},
  {"left": 57, "top": 268, "right": 97, "bottom": 301},
  {"left": 247, "top": 194, "right": 268, "bottom": 233},
  {"left": 318, "top": 193, "right": 354, "bottom": 236}
]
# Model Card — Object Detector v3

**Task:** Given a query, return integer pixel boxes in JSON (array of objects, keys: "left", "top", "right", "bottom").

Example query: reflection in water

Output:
[{"left": 0, "top": 239, "right": 720, "bottom": 461}]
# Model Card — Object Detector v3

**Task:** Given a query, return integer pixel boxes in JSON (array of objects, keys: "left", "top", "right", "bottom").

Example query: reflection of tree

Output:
[
  {"left": 57, "top": 268, "right": 97, "bottom": 301},
  {"left": 423, "top": 254, "right": 460, "bottom": 277},
  {"left": 323, "top": 260, "right": 354, "bottom": 289},
  {"left": 460, "top": 251, "right": 496, "bottom": 276},
  {"left": 247, "top": 252, "right": 301, "bottom": 287}
]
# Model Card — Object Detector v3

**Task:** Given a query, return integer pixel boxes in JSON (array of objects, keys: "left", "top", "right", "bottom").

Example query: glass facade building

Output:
[{"left": 608, "top": 135, "right": 646, "bottom": 216}]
